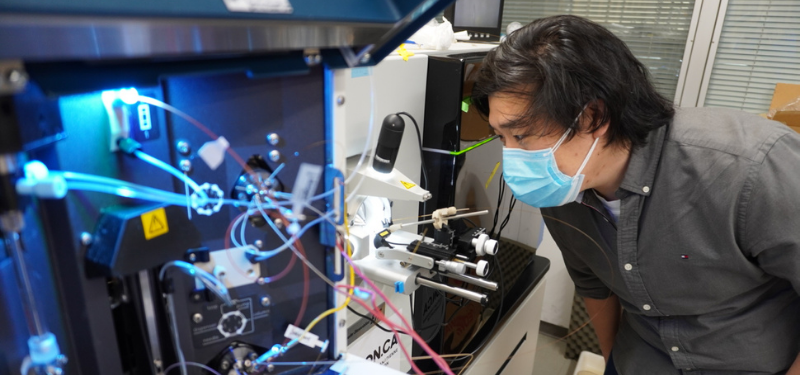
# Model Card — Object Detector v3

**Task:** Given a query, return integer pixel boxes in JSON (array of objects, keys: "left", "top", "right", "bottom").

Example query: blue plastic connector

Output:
[{"left": 28, "top": 332, "right": 60, "bottom": 365}]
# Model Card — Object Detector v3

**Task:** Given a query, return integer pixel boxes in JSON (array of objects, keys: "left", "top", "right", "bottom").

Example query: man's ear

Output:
[{"left": 582, "top": 100, "right": 609, "bottom": 139}]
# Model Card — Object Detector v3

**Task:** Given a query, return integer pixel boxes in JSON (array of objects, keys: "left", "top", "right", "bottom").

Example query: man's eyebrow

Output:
[{"left": 497, "top": 118, "right": 524, "bottom": 129}]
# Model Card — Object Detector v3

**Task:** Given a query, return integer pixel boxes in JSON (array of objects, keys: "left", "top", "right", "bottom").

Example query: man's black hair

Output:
[{"left": 473, "top": 15, "right": 675, "bottom": 149}]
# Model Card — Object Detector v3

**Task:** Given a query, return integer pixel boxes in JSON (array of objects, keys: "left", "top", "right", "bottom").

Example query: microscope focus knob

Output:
[
  {"left": 475, "top": 260, "right": 490, "bottom": 277},
  {"left": 483, "top": 238, "right": 498, "bottom": 256},
  {"left": 472, "top": 234, "right": 498, "bottom": 256}
]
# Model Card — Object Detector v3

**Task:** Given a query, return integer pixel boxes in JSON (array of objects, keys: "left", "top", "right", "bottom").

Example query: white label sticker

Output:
[
  {"left": 223, "top": 0, "right": 293, "bottom": 14},
  {"left": 284, "top": 324, "right": 319, "bottom": 348},
  {"left": 347, "top": 310, "right": 410, "bottom": 371},
  {"left": 291, "top": 163, "right": 323, "bottom": 216}
]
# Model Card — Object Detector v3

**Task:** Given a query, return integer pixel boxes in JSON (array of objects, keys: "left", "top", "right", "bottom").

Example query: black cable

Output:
[
  {"left": 346, "top": 305, "right": 409, "bottom": 336},
  {"left": 452, "top": 256, "right": 504, "bottom": 368},
  {"left": 490, "top": 174, "right": 505, "bottom": 237},
  {"left": 496, "top": 196, "right": 517, "bottom": 240},
  {"left": 396, "top": 112, "right": 428, "bottom": 190},
  {"left": 462, "top": 218, "right": 478, "bottom": 228}
]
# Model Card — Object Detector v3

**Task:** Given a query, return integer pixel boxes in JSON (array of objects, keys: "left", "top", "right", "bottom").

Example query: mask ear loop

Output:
[
  {"left": 575, "top": 137, "right": 599, "bottom": 176},
  {"left": 551, "top": 103, "right": 591, "bottom": 154},
  {"left": 550, "top": 128, "right": 571, "bottom": 154}
]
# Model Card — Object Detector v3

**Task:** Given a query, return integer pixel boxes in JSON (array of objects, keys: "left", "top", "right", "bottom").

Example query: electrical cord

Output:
[
  {"left": 395, "top": 112, "right": 428, "bottom": 190},
  {"left": 489, "top": 174, "right": 505, "bottom": 238},
  {"left": 346, "top": 305, "right": 409, "bottom": 335},
  {"left": 495, "top": 196, "right": 517, "bottom": 241},
  {"left": 463, "top": 218, "right": 478, "bottom": 228}
]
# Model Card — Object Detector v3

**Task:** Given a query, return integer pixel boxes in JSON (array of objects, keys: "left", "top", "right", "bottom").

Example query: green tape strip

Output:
[
  {"left": 461, "top": 96, "right": 472, "bottom": 113},
  {"left": 450, "top": 135, "right": 498, "bottom": 156}
]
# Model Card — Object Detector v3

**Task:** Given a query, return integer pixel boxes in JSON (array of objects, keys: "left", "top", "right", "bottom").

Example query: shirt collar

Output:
[{"left": 617, "top": 124, "right": 668, "bottom": 198}]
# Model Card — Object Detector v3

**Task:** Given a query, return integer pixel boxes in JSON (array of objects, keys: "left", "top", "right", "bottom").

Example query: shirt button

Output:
[
  {"left": 642, "top": 186, "right": 650, "bottom": 193},
  {"left": 671, "top": 346, "right": 680, "bottom": 352},
  {"left": 624, "top": 263, "right": 633, "bottom": 271},
  {"left": 643, "top": 304, "right": 651, "bottom": 311}
]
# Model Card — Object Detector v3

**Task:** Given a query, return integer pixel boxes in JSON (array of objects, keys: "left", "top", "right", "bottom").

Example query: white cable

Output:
[
  {"left": 159, "top": 261, "right": 234, "bottom": 375},
  {"left": 19, "top": 356, "right": 32, "bottom": 375},
  {"left": 133, "top": 150, "right": 205, "bottom": 196},
  {"left": 166, "top": 294, "right": 187, "bottom": 375},
  {"left": 57, "top": 171, "right": 252, "bottom": 209},
  {"left": 249, "top": 203, "right": 327, "bottom": 261},
  {"left": 251, "top": 200, "right": 337, "bottom": 287},
  {"left": 344, "top": 70, "right": 377, "bottom": 186},
  {"left": 344, "top": 72, "right": 378, "bottom": 203},
  {"left": 230, "top": 213, "right": 245, "bottom": 249},
  {"left": 158, "top": 261, "right": 231, "bottom": 305},
  {"left": 239, "top": 207, "right": 249, "bottom": 248}
]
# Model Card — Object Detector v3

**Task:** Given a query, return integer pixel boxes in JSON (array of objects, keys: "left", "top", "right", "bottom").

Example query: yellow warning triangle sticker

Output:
[
  {"left": 141, "top": 207, "right": 169, "bottom": 240},
  {"left": 150, "top": 216, "right": 165, "bottom": 233},
  {"left": 400, "top": 181, "right": 416, "bottom": 189}
]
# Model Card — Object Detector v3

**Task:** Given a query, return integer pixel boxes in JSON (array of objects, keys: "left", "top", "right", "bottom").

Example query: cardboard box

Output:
[{"left": 767, "top": 83, "right": 800, "bottom": 133}]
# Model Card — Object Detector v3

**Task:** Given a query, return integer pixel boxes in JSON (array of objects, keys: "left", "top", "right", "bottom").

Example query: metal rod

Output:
[
  {"left": 416, "top": 276, "right": 487, "bottom": 305},
  {"left": 401, "top": 210, "right": 489, "bottom": 228},
  {"left": 444, "top": 272, "right": 498, "bottom": 291},
  {"left": 5, "top": 229, "right": 46, "bottom": 336},
  {"left": 458, "top": 261, "right": 478, "bottom": 270}
]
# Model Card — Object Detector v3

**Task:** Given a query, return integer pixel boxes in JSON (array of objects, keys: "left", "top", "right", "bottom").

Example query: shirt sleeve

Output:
[
  {"left": 741, "top": 131, "right": 800, "bottom": 295},
  {"left": 544, "top": 218, "right": 613, "bottom": 300}
]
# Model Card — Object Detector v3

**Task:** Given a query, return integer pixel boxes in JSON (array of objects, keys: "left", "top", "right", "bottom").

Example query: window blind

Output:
[
  {"left": 703, "top": 1, "right": 800, "bottom": 113},
  {"left": 501, "top": 0, "right": 696, "bottom": 100}
]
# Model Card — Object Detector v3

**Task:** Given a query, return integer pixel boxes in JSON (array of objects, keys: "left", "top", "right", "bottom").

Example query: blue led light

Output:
[{"left": 118, "top": 88, "right": 140, "bottom": 105}]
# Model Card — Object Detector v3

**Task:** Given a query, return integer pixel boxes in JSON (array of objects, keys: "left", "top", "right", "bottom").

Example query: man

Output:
[{"left": 472, "top": 15, "right": 800, "bottom": 375}]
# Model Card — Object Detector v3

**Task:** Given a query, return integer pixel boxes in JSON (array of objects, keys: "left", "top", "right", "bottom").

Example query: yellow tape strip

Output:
[{"left": 485, "top": 161, "right": 501, "bottom": 190}]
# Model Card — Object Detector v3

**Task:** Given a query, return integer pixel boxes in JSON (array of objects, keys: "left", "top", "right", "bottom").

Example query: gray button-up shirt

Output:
[{"left": 542, "top": 107, "right": 800, "bottom": 374}]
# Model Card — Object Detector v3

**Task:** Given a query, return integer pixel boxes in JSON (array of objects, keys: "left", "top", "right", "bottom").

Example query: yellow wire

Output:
[{"left": 297, "top": 204, "right": 355, "bottom": 341}]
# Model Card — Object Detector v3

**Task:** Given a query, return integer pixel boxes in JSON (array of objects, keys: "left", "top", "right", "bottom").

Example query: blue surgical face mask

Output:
[{"left": 502, "top": 128, "right": 599, "bottom": 208}]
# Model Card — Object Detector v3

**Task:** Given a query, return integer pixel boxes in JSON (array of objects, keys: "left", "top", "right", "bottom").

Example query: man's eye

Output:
[{"left": 513, "top": 134, "right": 527, "bottom": 141}]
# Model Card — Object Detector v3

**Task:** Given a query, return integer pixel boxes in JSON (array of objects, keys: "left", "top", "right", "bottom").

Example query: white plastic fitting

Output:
[
  {"left": 15, "top": 161, "right": 67, "bottom": 199},
  {"left": 475, "top": 260, "right": 489, "bottom": 277},
  {"left": 437, "top": 260, "right": 467, "bottom": 275},
  {"left": 213, "top": 265, "right": 227, "bottom": 281},
  {"left": 431, "top": 206, "right": 458, "bottom": 230},
  {"left": 472, "top": 234, "right": 498, "bottom": 256}
]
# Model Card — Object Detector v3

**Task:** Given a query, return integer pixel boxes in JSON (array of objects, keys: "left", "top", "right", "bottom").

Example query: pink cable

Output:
[
  {"left": 339, "top": 249, "right": 454, "bottom": 375},
  {"left": 335, "top": 284, "right": 425, "bottom": 375}
]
